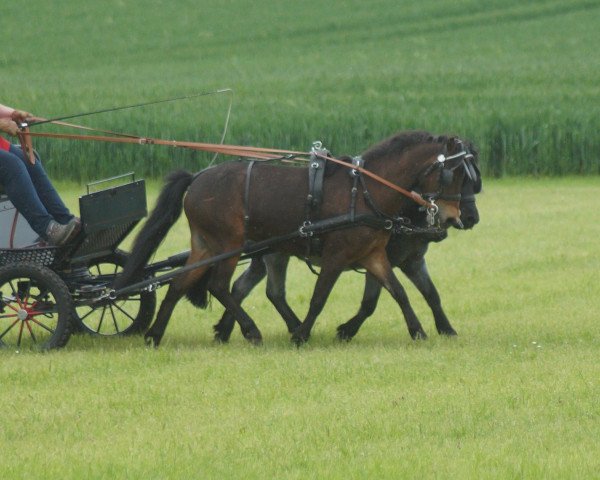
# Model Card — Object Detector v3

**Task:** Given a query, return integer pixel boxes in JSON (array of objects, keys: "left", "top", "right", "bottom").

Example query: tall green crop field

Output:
[{"left": 2, "top": 0, "right": 600, "bottom": 179}]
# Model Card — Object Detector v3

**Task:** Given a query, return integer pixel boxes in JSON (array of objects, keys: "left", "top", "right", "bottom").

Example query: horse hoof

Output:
[
  {"left": 291, "top": 331, "right": 309, "bottom": 347},
  {"left": 336, "top": 325, "right": 354, "bottom": 342},
  {"left": 243, "top": 328, "right": 263, "bottom": 345},
  {"left": 214, "top": 332, "right": 229, "bottom": 344},
  {"left": 439, "top": 328, "right": 458, "bottom": 337},
  {"left": 410, "top": 329, "right": 428, "bottom": 340},
  {"left": 144, "top": 334, "right": 160, "bottom": 348},
  {"left": 213, "top": 326, "right": 232, "bottom": 343}
]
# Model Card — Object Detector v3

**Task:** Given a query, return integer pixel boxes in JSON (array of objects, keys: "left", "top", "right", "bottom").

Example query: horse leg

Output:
[
  {"left": 264, "top": 253, "right": 302, "bottom": 333},
  {"left": 208, "top": 257, "right": 263, "bottom": 344},
  {"left": 213, "top": 256, "right": 267, "bottom": 342},
  {"left": 145, "top": 240, "right": 216, "bottom": 347},
  {"left": 360, "top": 250, "right": 427, "bottom": 340},
  {"left": 291, "top": 265, "right": 342, "bottom": 345},
  {"left": 400, "top": 257, "right": 457, "bottom": 336},
  {"left": 145, "top": 265, "right": 210, "bottom": 347},
  {"left": 336, "top": 273, "right": 383, "bottom": 341}
]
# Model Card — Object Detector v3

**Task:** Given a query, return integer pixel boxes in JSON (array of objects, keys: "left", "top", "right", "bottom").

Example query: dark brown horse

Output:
[
  {"left": 212, "top": 147, "right": 481, "bottom": 341},
  {"left": 116, "top": 131, "right": 470, "bottom": 346}
]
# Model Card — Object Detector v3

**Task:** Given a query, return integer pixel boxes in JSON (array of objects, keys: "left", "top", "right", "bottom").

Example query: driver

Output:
[{"left": 0, "top": 103, "right": 79, "bottom": 246}]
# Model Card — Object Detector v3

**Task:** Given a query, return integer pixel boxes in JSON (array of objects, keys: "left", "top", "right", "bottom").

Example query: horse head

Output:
[{"left": 414, "top": 139, "right": 467, "bottom": 228}]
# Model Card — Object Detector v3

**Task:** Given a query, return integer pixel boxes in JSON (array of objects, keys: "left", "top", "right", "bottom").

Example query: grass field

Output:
[
  {"left": 3, "top": 0, "right": 600, "bottom": 178},
  {"left": 1, "top": 179, "right": 599, "bottom": 479}
]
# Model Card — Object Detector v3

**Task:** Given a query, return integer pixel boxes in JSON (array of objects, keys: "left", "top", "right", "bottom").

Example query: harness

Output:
[{"left": 241, "top": 140, "right": 476, "bottom": 274}]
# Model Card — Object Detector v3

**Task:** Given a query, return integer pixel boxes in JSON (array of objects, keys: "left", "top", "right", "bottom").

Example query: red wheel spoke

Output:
[
  {"left": 17, "top": 321, "right": 24, "bottom": 347},
  {"left": 1, "top": 300, "right": 21, "bottom": 313},
  {"left": 24, "top": 320, "right": 38, "bottom": 343},
  {"left": 0, "top": 319, "right": 20, "bottom": 340}
]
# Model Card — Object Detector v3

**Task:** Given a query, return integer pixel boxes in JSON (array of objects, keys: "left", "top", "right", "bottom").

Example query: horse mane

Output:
[
  {"left": 322, "top": 130, "right": 478, "bottom": 174},
  {"left": 362, "top": 130, "right": 445, "bottom": 161},
  {"left": 324, "top": 155, "right": 352, "bottom": 176}
]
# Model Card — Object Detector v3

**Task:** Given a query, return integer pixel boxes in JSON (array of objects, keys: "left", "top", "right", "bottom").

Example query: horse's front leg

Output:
[
  {"left": 264, "top": 253, "right": 302, "bottom": 333},
  {"left": 400, "top": 257, "right": 457, "bottom": 336},
  {"left": 213, "top": 256, "right": 267, "bottom": 342},
  {"left": 361, "top": 249, "right": 427, "bottom": 340},
  {"left": 291, "top": 265, "right": 342, "bottom": 346},
  {"left": 336, "top": 273, "right": 382, "bottom": 341}
]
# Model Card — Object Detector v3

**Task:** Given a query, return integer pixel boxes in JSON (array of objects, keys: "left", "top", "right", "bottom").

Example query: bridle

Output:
[{"left": 417, "top": 143, "right": 479, "bottom": 204}]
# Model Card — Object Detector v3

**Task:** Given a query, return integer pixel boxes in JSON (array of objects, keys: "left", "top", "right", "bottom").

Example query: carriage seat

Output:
[{"left": 0, "top": 185, "right": 41, "bottom": 249}]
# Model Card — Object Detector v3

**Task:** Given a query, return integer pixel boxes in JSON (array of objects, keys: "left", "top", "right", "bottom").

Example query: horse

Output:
[
  {"left": 212, "top": 145, "right": 481, "bottom": 342},
  {"left": 115, "top": 130, "right": 472, "bottom": 346}
]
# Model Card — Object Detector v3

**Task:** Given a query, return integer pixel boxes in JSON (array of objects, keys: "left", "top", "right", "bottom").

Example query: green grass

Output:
[
  {"left": 2, "top": 0, "right": 600, "bottom": 178},
  {"left": 1, "top": 178, "right": 599, "bottom": 479}
]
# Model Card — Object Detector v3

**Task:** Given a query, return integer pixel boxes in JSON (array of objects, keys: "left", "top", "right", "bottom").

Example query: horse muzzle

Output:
[{"left": 437, "top": 203, "right": 462, "bottom": 229}]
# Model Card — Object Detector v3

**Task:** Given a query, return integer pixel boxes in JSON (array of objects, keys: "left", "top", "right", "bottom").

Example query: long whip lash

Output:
[{"left": 25, "top": 89, "right": 233, "bottom": 127}]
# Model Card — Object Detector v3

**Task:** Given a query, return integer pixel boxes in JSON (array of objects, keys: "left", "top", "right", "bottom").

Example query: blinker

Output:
[{"left": 440, "top": 168, "right": 453, "bottom": 187}]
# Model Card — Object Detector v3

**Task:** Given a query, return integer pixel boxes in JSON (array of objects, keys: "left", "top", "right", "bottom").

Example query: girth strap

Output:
[
  {"left": 243, "top": 160, "right": 256, "bottom": 246},
  {"left": 305, "top": 150, "right": 327, "bottom": 220},
  {"left": 303, "top": 144, "right": 328, "bottom": 262}
]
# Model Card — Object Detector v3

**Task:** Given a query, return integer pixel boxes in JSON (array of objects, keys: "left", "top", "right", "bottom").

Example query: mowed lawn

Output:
[{"left": 1, "top": 178, "right": 599, "bottom": 479}]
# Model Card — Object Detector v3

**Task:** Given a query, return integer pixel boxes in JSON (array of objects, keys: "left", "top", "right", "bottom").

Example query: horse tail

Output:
[{"left": 115, "top": 169, "right": 194, "bottom": 289}]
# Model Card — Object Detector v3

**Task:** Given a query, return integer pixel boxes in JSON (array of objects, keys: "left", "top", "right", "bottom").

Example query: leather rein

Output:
[{"left": 19, "top": 120, "right": 438, "bottom": 209}]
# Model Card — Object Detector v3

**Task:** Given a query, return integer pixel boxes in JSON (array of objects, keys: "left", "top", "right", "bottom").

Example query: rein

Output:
[
  {"left": 20, "top": 121, "right": 436, "bottom": 209},
  {"left": 317, "top": 153, "right": 432, "bottom": 209}
]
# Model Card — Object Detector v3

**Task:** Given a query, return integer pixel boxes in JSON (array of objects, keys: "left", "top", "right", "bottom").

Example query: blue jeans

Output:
[{"left": 0, "top": 144, "right": 73, "bottom": 237}]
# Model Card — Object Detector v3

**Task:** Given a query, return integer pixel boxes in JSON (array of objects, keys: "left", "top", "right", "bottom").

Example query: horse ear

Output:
[{"left": 445, "top": 136, "right": 462, "bottom": 155}]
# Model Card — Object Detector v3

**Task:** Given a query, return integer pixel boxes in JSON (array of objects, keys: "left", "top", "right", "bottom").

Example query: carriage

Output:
[
  {"left": 0, "top": 173, "right": 188, "bottom": 350},
  {"left": 1, "top": 127, "right": 480, "bottom": 351}
]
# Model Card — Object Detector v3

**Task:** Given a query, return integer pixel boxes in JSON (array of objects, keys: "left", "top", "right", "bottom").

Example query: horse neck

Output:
[{"left": 362, "top": 151, "right": 430, "bottom": 216}]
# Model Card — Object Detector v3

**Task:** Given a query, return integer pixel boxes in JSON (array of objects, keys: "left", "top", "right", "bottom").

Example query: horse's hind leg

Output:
[
  {"left": 146, "top": 247, "right": 213, "bottom": 347},
  {"left": 209, "top": 257, "right": 263, "bottom": 344},
  {"left": 145, "top": 282, "right": 185, "bottom": 347},
  {"left": 213, "top": 256, "right": 267, "bottom": 342},
  {"left": 145, "top": 266, "right": 209, "bottom": 347},
  {"left": 336, "top": 273, "right": 383, "bottom": 341},
  {"left": 400, "top": 257, "right": 457, "bottom": 336}
]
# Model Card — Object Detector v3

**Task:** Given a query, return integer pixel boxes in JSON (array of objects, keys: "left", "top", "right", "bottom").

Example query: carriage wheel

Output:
[
  {"left": 0, "top": 263, "right": 72, "bottom": 351},
  {"left": 73, "top": 250, "right": 156, "bottom": 336}
]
